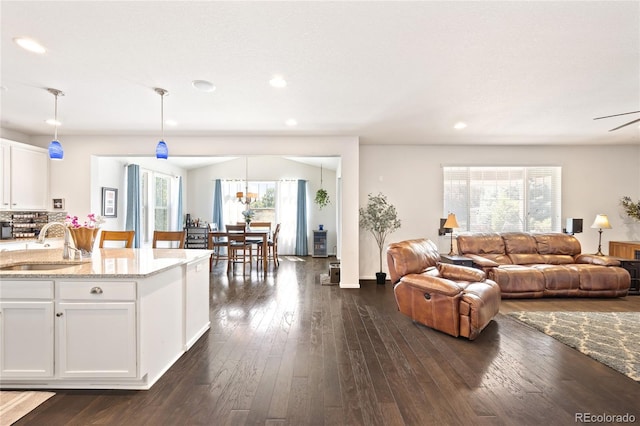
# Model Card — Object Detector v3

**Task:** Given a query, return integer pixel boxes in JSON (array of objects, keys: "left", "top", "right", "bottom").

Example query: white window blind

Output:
[{"left": 443, "top": 166, "right": 561, "bottom": 233}]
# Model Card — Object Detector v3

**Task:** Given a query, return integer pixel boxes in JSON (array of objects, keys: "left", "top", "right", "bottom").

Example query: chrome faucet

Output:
[{"left": 37, "top": 222, "right": 71, "bottom": 259}]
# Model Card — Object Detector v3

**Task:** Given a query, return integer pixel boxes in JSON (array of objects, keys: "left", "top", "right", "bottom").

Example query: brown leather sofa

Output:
[
  {"left": 456, "top": 232, "right": 630, "bottom": 298},
  {"left": 386, "top": 238, "right": 500, "bottom": 340}
]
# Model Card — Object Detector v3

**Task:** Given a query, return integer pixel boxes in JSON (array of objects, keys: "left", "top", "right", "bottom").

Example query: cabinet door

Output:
[
  {"left": 0, "top": 142, "right": 9, "bottom": 210},
  {"left": 10, "top": 144, "right": 49, "bottom": 210},
  {"left": 56, "top": 301, "right": 137, "bottom": 378},
  {"left": 184, "top": 258, "right": 210, "bottom": 349},
  {"left": 0, "top": 301, "right": 54, "bottom": 378}
]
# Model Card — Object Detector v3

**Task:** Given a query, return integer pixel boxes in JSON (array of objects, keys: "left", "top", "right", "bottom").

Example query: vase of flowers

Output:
[
  {"left": 241, "top": 209, "right": 255, "bottom": 229},
  {"left": 66, "top": 213, "right": 104, "bottom": 256}
]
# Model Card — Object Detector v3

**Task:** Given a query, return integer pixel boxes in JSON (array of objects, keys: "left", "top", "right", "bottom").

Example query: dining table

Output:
[{"left": 209, "top": 229, "right": 270, "bottom": 273}]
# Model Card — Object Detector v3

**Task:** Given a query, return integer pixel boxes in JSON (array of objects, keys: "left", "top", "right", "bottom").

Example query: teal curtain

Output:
[
  {"left": 295, "top": 179, "right": 308, "bottom": 255},
  {"left": 176, "top": 176, "right": 184, "bottom": 229},
  {"left": 212, "top": 179, "right": 224, "bottom": 231},
  {"left": 125, "top": 164, "right": 141, "bottom": 248}
]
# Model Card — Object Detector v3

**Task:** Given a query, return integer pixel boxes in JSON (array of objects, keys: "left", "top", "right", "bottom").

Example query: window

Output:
[
  {"left": 140, "top": 170, "right": 175, "bottom": 244},
  {"left": 443, "top": 166, "right": 561, "bottom": 233}
]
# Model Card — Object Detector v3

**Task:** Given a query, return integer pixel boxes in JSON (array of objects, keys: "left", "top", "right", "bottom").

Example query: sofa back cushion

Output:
[
  {"left": 387, "top": 238, "right": 440, "bottom": 283},
  {"left": 457, "top": 233, "right": 505, "bottom": 255},
  {"left": 502, "top": 233, "right": 545, "bottom": 264},
  {"left": 533, "top": 233, "right": 581, "bottom": 256}
]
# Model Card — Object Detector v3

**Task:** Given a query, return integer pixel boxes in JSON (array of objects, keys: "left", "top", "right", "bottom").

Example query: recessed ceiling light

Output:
[
  {"left": 45, "top": 119, "right": 61, "bottom": 126},
  {"left": 13, "top": 37, "right": 46, "bottom": 54},
  {"left": 192, "top": 80, "right": 216, "bottom": 93},
  {"left": 285, "top": 118, "right": 297, "bottom": 127},
  {"left": 454, "top": 122, "right": 467, "bottom": 130},
  {"left": 270, "top": 75, "right": 287, "bottom": 88},
  {"left": 165, "top": 119, "right": 178, "bottom": 126}
]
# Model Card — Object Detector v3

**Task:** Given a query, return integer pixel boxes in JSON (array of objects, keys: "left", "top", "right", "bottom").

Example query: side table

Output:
[
  {"left": 440, "top": 254, "right": 473, "bottom": 268},
  {"left": 619, "top": 259, "right": 640, "bottom": 295}
]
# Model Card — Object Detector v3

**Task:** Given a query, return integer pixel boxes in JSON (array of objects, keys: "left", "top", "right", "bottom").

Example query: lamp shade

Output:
[
  {"left": 156, "top": 140, "right": 168, "bottom": 159},
  {"left": 590, "top": 214, "right": 611, "bottom": 229},
  {"left": 48, "top": 140, "right": 64, "bottom": 160},
  {"left": 443, "top": 213, "right": 459, "bottom": 229}
]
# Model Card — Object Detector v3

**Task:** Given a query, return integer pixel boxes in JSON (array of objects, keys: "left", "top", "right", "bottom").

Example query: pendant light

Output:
[
  {"left": 47, "top": 88, "right": 64, "bottom": 160},
  {"left": 154, "top": 87, "right": 169, "bottom": 159}
]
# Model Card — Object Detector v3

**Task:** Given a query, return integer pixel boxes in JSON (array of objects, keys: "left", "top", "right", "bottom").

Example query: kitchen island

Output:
[{"left": 0, "top": 248, "right": 212, "bottom": 390}]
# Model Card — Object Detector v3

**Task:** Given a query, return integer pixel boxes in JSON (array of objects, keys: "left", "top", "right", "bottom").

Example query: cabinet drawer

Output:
[
  {"left": 0, "top": 280, "right": 54, "bottom": 299},
  {"left": 57, "top": 281, "right": 136, "bottom": 301}
]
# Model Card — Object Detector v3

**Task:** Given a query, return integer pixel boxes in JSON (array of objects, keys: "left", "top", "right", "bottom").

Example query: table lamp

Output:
[
  {"left": 590, "top": 214, "right": 611, "bottom": 256},
  {"left": 443, "top": 213, "right": 460, "bottom": 255}
]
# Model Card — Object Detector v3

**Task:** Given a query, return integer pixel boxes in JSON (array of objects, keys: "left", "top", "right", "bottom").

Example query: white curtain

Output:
[
  {"left": 221, "top": 180, "right": 245, "bottom": 228},
  {"left": 276, "top": 180, "right": 297, "bottom": 255}
]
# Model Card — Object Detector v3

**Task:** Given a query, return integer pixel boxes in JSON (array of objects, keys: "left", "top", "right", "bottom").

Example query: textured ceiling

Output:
[{"left": 1, "top": 1, "right": 639, "bottom": 146}]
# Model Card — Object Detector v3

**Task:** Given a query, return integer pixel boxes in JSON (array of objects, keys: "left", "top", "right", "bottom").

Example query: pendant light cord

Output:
[
  {"left": 160, "top": 91, "right": 164, "bottom": 140},
  {"left": 54, "top": 92, "right": 59, "bottom": 140}
]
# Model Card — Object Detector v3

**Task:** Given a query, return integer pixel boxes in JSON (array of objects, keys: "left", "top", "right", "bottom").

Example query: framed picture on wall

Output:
[
  {"left": 52, "top": 198, "right": 65, "bottom": 210},
  {"left": 102, "top": 187, "right": 118, "bottom": 218}
]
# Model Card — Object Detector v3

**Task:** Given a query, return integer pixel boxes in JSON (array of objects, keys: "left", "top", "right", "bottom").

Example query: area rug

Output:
[
  {"left": 508, "top": 311, "right": 640, "bottom": 381},
  {"left": 0, "top": 391, "right": 55, "bottom": 426}
]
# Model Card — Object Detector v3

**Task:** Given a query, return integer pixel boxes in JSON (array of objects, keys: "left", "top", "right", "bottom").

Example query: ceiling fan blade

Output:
[
  {"left": 608, "top": 117, "right": 640, "bottom": 132},
  {"left": 594, "top": 110, "right": 640, "bottom": 120}
]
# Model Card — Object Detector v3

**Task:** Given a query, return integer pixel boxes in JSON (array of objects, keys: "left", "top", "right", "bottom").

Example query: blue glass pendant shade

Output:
[
  {"left": 48, "top": 140, "right": 64, "bottom": 160},
  {"left": 156, "top": 140, "right": 168, "bottom": 159}
]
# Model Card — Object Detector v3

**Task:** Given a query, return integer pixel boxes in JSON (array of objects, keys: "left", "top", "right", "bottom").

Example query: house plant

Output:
[
  {"left": 359, "top": 192, "right": 401, "bottom": 284},
  {"left": 620, "top": 196, "right": 640, "bottom": 221},
  {"left": 314, "top": 165, "right": 330, "bottom": 210}
]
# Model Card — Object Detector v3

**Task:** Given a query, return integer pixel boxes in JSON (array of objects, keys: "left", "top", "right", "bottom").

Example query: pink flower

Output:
[{"left": 65, "top": 214, "right": 104, "bottom": 229}]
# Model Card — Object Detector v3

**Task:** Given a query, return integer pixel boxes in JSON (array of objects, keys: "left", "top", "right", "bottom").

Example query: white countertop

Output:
[{"left": 0, "top": 248, "right": 212, "bottom": 279}]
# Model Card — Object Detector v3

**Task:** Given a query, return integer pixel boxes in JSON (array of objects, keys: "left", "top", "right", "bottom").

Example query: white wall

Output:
[
  {"left": 186, "top": 156, "right": 338, "bottom": 256},
  {"left": 359, "top": 144, "right": 640, "bottom": 279},
  {"left": 27, "top": 134, "right": 361, "bottom": 288},
  {"left": 10, "top": 129, "right": 638, "bottom": 284}
]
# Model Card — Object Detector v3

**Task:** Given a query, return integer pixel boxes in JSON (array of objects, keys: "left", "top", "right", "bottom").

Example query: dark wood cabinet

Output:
[{"left": 619, "top": 259, "right": 640, "bottom": 295}]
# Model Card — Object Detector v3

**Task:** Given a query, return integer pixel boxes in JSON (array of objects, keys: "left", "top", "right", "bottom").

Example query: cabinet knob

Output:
[
  {"left": 90, "top": 286, "right": 103, "bottom": 294},
  {"left": 56, "top": 312, "right": 63, "bottom": 317}
]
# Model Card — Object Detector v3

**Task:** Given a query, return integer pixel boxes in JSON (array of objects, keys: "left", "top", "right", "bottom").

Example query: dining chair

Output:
[
  {"left": 256, "top": 222, "right": 280, "bottom": 268},
  {"left": 226, "top": 224, "right": 251, "bottom": 276},
  {"left": 99, "top": 230, "right": 135, "bottom": 248},
  {"left": 152, "top": 230, "right": 185, "bottom": 249},
  {"left": 247, "top": 221, "right": 271, "bottom": 263},
  {"left": 208, "top": 224, "right": 228, "bottom": 268}
]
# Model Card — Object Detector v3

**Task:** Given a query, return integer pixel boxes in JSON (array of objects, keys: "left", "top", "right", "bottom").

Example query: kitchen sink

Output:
[{"left": 0, "top": 263, "right": 79, "bottom": 271}]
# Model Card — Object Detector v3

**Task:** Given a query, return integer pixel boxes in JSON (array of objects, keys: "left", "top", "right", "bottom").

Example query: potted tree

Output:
[{"left": 359, "top": 192, "right": 401, "bottom": 284}]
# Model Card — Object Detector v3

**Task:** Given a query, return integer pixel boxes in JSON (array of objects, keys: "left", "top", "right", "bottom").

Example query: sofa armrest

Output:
[
  {"left": 575, "top": 254, "right": 621, "bottom": 266},
  {"left": 399, "top": 274, "right": 463, "bottom": 297},
  {"left": 464, "top": 254, "right": 500, "bottom": 269}
]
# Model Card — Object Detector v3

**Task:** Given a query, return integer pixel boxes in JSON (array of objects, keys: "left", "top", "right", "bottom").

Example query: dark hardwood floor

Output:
[{"left": 14, "top": 257, "right": 640, "bottom": 425}]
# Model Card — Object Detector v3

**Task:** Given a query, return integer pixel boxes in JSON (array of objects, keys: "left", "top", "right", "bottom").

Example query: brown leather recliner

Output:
[{"left": 386, "top": 238, "right": 500, "bottom": 340}]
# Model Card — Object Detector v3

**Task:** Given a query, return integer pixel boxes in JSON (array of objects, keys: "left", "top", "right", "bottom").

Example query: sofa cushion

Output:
[
  {"left": 508, "top": 253, "right": 546, "bottom": 265},
  {"left": 457, "top": 233, "right": 505, "bottom": 255},
  {"left": 575, "top": 254, "right": 621, "bottom": 266},
  {"left": 541, "top": 254, "right": 576, "bottom": 265},
  {"left": 489, "top": 265, "right": 545, "bottom": 295},
  {"left": 534, "top": 233, "right": 581, "bottom": 256},
  {"left": 502, "top": 232, "right": 538, "bottom": 254},
  {"left": 437, "top": 262, "right": 486, "bottom": 282},
  {"left": 532, "top": 264, "right": 580, "bottom": 291},
  {"left": 569, "top": 265, "right": 630, "bottom": 291}
]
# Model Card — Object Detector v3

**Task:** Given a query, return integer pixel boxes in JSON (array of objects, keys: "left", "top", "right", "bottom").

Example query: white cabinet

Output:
[
  {"left": 0, "top": 281, "right": 54, "bottom": 378},
  {"left": 184, "top": 257, "right": 210, "bottom": 349},
  {"left": 0, "top": 139, "right": 49, "bottom": 211},
  {"left": 55, "top": 281, "right": 137, "bottom": 378}
]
